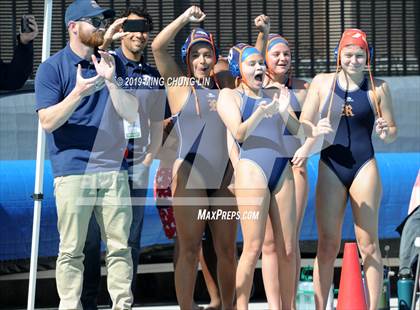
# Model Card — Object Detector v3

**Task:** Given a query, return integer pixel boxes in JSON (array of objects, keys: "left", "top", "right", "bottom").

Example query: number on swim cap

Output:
[{"left": 228, "top": 49, "right": 234, "bottom": 62}]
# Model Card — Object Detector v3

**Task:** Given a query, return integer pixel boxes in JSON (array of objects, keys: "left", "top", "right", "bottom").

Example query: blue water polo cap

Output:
[{"left": 228, "top": 43, "right": 261, "bottom": 78}]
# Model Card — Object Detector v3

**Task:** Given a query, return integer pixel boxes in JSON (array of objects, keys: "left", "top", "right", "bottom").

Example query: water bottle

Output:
[
  {"left": 297, "top": 281, "right": 315, "bottom": 309},
  {"left": 379, "top": 246, "right": 392, "bottom": 310},
  {"left": 379, "top": 275, "right": 392, "bottom": 309},
  {"left": 297, "top": 266, "right": 315, "bottom": 309},
  {"left": 398, "top": 267, "right": 414, "bottom": 310},
  {"left": 362, "top": 271, "right": 369, "bottom": 303},
  {"left": 379, "top": 270, "right": 392, "bottom": 309}
]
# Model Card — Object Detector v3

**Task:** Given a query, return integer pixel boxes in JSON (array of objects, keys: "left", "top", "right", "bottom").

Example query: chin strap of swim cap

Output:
[
  {"left": 326, "top": 60, "right": 341, "bottom": 121},
  {"left": 366, "top": 50, "right": 381, "bottom": 118}
]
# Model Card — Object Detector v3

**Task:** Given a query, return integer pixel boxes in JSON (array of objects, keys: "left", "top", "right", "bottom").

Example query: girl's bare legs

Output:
[
  {"left": 270, "top": 164, "right": 297, "bottom": 310},
  {"left": 292, "top": 165, "right": 309, "bottom": 297},
  {"left": 172, "top": 161, "right": 209, "bottom": 310},
  {"left": 235, "top": 160, "right": 270, "bottom": 310},
  {"left": 261, "top": 218, "right": 281, "bottom": 309},
  {"left": 313, "top": 161, "right": 348, "bottom": 309},
  {"left": 350, "top": 160, "right": 383, "bottom": 310}
]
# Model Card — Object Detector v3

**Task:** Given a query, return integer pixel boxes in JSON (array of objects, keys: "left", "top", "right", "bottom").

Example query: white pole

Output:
[{"left": 27, "top": 1, "right": 52, "bottom": 309}]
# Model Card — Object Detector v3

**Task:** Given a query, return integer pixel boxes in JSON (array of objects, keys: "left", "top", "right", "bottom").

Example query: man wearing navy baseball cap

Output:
[
  {"left": 35, "top": 0, "right": 138, "bottom": 308},
  {"left": 64, "top": 0, "right": 115, "bottom": 26}
]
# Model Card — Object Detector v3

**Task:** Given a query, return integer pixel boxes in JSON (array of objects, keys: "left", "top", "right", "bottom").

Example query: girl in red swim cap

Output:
[{"left": 300, "top": 28, "right": 397, "bottom": 310}]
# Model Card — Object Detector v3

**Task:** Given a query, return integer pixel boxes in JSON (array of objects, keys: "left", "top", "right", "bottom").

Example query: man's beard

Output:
[{"left": 79, "top": 29, "right": 105, "bottom": 48}]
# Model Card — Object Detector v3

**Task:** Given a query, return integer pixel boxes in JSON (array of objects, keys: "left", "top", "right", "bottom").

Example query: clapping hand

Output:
[
  {"left": 92, "top": 51, "right": 116, "bottom": 82},
  {"left": 259, "top": 93, "right": 280, "bottom": 118},
  {"left": 278, "top": 86, "right": 291, "bottom": 114},
  {"left": 74, "top": 64, "right": 105, "bottom": 98}
]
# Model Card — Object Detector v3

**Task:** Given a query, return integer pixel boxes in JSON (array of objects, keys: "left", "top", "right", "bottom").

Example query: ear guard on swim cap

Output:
[
  {"left": 228, "top": 43, "right": 261, "bottom": 78},
  {"left": 334, "top": 29, "right": 374, "bottom": 63},
  {"left": 228, "top": 43, "right": 245, "bottom": 78},
  {"left": 181, "top": 28, "right": 219, "bottom": 64}
]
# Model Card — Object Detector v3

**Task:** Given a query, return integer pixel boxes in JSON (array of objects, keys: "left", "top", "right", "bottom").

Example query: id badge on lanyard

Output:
[{"left": 123, "top": 112, "right": 142, "bottom": 139}]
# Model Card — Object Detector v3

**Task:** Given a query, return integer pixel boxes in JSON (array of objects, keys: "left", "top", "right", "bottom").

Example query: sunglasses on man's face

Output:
[{"left": 78, "top": 17, "right": 107, "bottom": 28}]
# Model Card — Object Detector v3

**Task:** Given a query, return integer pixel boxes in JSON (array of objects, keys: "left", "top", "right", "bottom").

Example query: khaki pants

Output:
[{"left": 54, "top": 171, "right": 133, "bottom": 310}]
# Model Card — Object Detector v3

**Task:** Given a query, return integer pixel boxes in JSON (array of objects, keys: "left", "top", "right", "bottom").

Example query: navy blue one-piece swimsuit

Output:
[
  {"left": 238, "top": 91, "right": 289, "bottom": 192},
  {"left": 173, "top": 84, "right": 232, "bottom": 192},
  {"left": 321, "top": 77, "right": 375, "bottom": 190}
]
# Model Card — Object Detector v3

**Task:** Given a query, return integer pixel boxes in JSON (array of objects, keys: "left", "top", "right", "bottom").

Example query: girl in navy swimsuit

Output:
[
  {"left": 260, "top": 33, "right": 310, "bottom": 309},
  {"left": 300, "top": 29, "right": 397, "bottom": 310},
  {"left": 152, "top": 6, "right": 236, "bottom": 310},
  {"left": 217, "top": 43, "right": 305, "bottom": 309}
]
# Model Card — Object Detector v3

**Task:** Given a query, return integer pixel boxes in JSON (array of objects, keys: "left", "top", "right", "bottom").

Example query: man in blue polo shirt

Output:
[
  {"left": 35, "top": 0, "right": 139, "bottom": 308},
  {"left": 80, "top": 6, "right": 166, "bottom": 309}
]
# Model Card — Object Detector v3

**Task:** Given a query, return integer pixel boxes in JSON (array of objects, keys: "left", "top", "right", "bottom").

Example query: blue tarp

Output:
[{"left": 0, "top": 153, "right": 419, "bottom": 260}]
